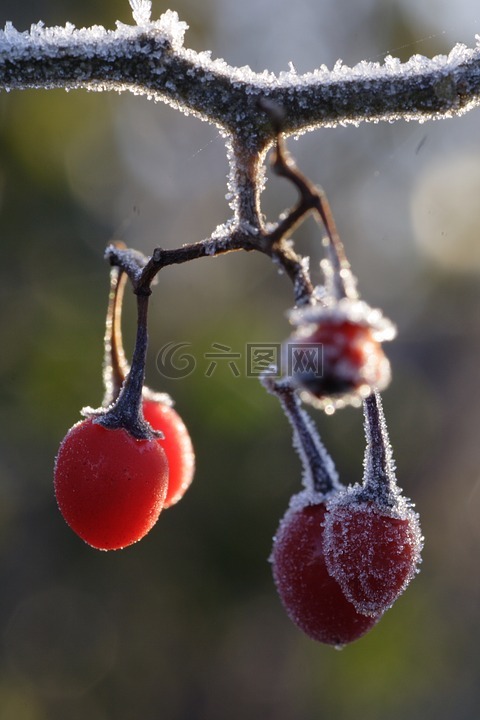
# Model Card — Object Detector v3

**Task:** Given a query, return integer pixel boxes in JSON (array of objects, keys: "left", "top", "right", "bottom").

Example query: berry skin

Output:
[
  {"left": 271, "top": 498, "right": 382, "bottom": 647},
  {"left": 295, "top": 320, "right": 389, "bottom": 397},
  {"left": 54, "top": 418, "right": 169, "bottom": 550},
  {"left": 323, "top": 495, "right": 422, "bottom": 617},
  {"left": 284, "top": 299, "right": 396, "bottom": 410},
  {"left": 142, "top": 399, "right": 195, "bottom": 508}
]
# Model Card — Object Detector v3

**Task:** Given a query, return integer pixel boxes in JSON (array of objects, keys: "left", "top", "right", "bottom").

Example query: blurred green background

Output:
[{"left": 1, "top": 0, "right": 480, "bottom": 718}]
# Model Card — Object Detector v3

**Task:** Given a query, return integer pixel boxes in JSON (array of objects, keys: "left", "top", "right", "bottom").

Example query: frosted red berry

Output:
[
  {"left": 284, "top": 299, "right": 396, "bottom": 410},
  {"left": 320, "top": 391, "right": 423, "bottom": 616},
  {"left": 323, "top": 496, "right": 423, "bottom": 616},
  {"left": 271, "top": 497, "right": 382, "bottom": 647},
  {"left": 101, "top": 265, "right": 195, "bottom": 509},
  {"left": 142, "top": 399, "right": 195, "bottom": 508},
  {"left": 54, "top": 417, "right": 169, "bottom": 550},
  {"left": 294, "top": 320, "right": 389, "bottom": 397}
]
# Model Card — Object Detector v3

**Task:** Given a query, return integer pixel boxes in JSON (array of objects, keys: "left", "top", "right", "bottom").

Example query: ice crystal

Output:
[
  {"left": 288, "top": 297, "right": 396, "bottom": 342},
  {"left": 129, "top": 0, "right": 152, "bottom": 26}
]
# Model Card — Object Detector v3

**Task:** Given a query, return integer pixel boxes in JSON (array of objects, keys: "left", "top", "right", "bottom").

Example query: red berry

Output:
[
  {"left": 54, "top": 417, "right": 169, "bottom": 550},
  {"left": 284, "top": 299, "right": 396, "bottom": 410},
  {"left": 142, "top": 399, "right": 195, "bottom": 508},
  {"left": 323, "top": 495, "right": 423, "bottom": 616},
  {"left": 320, "top": 391, "right": 423, "bottom": 616},
  {"left": 288, "top": 320, "right": 390, "bottom": 400},
  {"left": 310, "top": 320, "right": 386, "bottom": 392},
  {"left": 271, "top": 496, "right": 382, "bottom": 647}
]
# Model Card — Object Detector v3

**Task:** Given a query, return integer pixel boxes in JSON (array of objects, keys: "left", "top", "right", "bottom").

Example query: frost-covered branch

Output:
[
  {"left": 1, "top": 4, "right": 480, "bottom": 153},
  {"left": 3, "top": 0, "right": 480, "bottom": 298}
]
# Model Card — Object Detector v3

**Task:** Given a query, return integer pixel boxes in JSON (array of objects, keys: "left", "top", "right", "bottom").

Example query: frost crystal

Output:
[
  {"left": 154, "top": 9, "right": 188, "bottom": 50},
  {"left": 129, "top": 0, "right": 152, "bottom": 26},
  {"left": 288, "top": 297, "right": 396, "bottom": 342}
]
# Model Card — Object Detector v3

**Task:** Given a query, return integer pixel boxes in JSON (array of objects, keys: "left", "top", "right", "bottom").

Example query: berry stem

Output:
[
  {"left": 105, "top": 126, "right": 350, "bottom": 310},
  {"left": 261, "top": 374, "right": 340, "bottom": 495},
  {"left": 268, "top": 127, "right": 357, "bottom": 302},
  {"left": 97, "top": 290, "right": 157, "bottom": 440},
  {"left": 361, "top": 391, "right": 399, "bottom": 508},
  {"left": 103, "top": 265, "right": 129, "bottom": 407}
]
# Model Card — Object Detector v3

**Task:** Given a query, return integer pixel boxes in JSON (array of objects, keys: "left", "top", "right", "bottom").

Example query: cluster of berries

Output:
[
  {"left": 51, "top": 129, "right": 423, "bottom": 649},
  {"left": 54, "top": 262, "right": 195, "bottom": 551},
  {"left": 265, "top": 379, "right": 422, "bottom": 648},
  {"left": 264, "top": 150, "right": 423, "bottom": 646}
]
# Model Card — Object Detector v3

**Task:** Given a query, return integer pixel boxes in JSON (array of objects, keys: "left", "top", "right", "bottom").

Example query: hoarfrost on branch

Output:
[{"left": 1, "top": 2, "right": 480, "bottom": 254}]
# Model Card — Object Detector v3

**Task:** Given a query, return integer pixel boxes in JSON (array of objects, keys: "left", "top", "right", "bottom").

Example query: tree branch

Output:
[
  {"left": 1, "top": 8, "right": 480, "bottom": 151},
  {"left": 3, "top": 1, "right": 480, "bottom": 312}
]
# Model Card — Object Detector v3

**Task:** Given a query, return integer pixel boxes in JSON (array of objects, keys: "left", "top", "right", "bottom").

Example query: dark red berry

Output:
[
  {"left": 54, "top": 418, "right": 169, "bottom": 550},
  {"left": 321, "top": 391, "right": 423, "bottom": 615},
  {"left": 323, "top": 496, "right": 423, "bottom": 616},
  {"left": 271, "top": 496, "right": 382, "bottom": 647}
]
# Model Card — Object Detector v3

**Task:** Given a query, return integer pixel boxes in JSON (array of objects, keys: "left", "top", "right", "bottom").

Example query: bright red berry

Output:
[
  {"left": 54, "top": 417, "right": 169, "bottom": 550},
  {"left": 101, "top": 264, "right": 195, "bottom": 509},
  {"left": 142, "top": 399, "right": 195, "bottom": 508},
  {"left": 323, "top": 496, "right": 422, "bottom": 616},
  {"left": 271, "top": 495, "right": 382, "bottom": 647}
]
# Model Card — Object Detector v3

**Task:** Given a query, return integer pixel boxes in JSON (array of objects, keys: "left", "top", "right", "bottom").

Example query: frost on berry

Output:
[
  {"left": 271, "top": 492, "right": 382, "bottom": 647},
  {"left": 263, "top": 376, "right": 382, "bottom": 646},
  {"left": 284, "top": 297, "right": 396, "bottom": 412},
  {"left": 322, "top": 392, "right": 423, "bottom": 616},
  {"left": 323, "top": 494, "right": 423, "bottom": 616}
]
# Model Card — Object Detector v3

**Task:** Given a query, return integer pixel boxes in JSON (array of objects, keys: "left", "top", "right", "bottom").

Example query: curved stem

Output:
[
  {"left": 261, "top": 375, "right": 341, "bottom": 495},
  {"left": 97, "top": 291, "right": 156, "bottom": 439},
  {"left": 103, "top": 266, "right": 129, "bottom": 407},
  {"left": 270, "top": 132, "right": 356, "bottom": 301}
]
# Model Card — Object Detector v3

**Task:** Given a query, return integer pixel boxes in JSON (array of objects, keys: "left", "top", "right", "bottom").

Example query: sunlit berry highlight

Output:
[
  {"left": 271, "top": 499, "right": 382, "bottom": 647},
  {"left": 142, "top": 399, "right": 195, "bottom": 508},
  {"left": 54, "top": 418, "right": 169, "bottom": 550}
]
